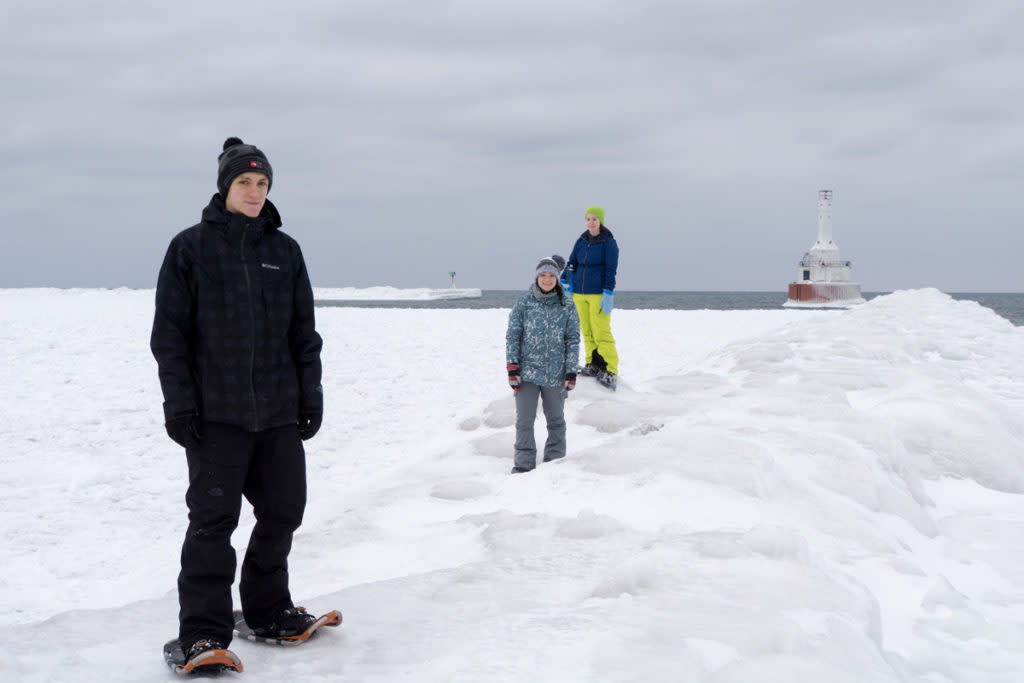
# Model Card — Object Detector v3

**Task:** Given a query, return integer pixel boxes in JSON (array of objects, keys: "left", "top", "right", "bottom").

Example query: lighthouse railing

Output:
[{"left": 799, "top": 256, "right": 851, "bottom": 267}]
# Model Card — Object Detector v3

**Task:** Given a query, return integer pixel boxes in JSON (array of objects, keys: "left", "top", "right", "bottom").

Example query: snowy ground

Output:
[{"left": 1, "top": 287, "right": 1023, "bottom": 682}]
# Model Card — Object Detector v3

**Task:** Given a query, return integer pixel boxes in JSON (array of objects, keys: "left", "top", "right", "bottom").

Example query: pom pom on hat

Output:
[
  {"left": 217, "top": 136, "right": 273, "bottom": 198},
  {"left": 536, "top": 254, "right": 566, "bottom": 277},
  {"left": 585, "top": 206, "right": 605, "bottom": 225}
]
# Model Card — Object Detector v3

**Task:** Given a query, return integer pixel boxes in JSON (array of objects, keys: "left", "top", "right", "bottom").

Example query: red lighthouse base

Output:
[{"left": 785, "top": 283, "right": 864, "bottom": 308}]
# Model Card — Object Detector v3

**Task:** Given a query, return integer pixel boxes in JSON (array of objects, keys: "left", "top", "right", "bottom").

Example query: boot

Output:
[{"left": 250, "top": 607, "right": 317, "bottom": 638}]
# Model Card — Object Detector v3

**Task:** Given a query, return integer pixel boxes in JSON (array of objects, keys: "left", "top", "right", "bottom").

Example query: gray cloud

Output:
[{"left": 2, "top": 0, "right": 1022, "bottom": 291}]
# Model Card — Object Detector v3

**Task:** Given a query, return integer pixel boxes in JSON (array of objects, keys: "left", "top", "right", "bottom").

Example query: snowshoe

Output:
[
  {"left": 163, "top": 637, "right": 243, "bottom": 675},
  {"left": 597, "top": 371, "right": 617, "bottom": 391},
  {"left": 577, "top": 363, "right": 605, "bottom": 377},
  {"left": 233, "top": 607, "right": 342, "bottom": 646}
]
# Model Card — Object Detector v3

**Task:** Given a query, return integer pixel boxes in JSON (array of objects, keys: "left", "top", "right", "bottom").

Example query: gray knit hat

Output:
[
  {"left": 217, "top": 136, "right": 273, "bottom": 198},
  {"left": 535, "top": 254, "right": 566, "bottom": 277}
]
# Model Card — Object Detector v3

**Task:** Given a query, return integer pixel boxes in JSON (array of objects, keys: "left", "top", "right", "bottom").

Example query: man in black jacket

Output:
[{"left": 151, "top": 137, "right": 324, "bottom": 664}]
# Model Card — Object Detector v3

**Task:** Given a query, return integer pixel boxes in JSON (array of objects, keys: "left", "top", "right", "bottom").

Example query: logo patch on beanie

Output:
[{"left": 249, "top": 160, "right": 258, "bottom": 168}]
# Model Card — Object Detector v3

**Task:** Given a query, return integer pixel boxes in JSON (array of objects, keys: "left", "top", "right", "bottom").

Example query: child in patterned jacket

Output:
[{"left": 505, "top": 255, "right": 581, "bottom": 473}]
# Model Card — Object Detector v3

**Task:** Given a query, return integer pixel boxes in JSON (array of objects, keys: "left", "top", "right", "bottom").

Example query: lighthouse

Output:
[{"left": 784, "top": 190, "right": 865, "bottom": 308}]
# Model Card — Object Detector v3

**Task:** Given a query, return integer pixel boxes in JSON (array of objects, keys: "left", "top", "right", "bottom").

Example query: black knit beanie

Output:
[{"left": 217, "top": 137, "right": 273, "bottom": 198}]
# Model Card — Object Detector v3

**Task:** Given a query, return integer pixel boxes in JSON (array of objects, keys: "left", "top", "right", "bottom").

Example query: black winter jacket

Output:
[{"left": 151, "top": 194, "right": 323, "bottom": 432}]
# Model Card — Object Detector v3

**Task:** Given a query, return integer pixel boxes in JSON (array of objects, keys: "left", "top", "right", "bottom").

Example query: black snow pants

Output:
[{"left": 178, "top": 421, "right": 306, "bottom": 648}]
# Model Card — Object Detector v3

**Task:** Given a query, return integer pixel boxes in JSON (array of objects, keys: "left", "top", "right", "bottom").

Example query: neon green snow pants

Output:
[{"left": 572, "top": 293, "right": 619, "bottom": 374}]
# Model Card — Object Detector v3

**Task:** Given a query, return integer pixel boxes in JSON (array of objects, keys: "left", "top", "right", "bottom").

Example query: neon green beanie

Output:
[{"left": 584, "top": 206, "right": 605, "bottom": 224}]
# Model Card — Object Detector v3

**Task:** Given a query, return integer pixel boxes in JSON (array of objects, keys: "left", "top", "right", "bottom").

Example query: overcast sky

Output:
[{"left": 3, "top": 1, "right": 1022, "bottom": 292}]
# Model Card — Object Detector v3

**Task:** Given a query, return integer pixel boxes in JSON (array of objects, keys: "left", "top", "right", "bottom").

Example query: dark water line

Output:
[{"left": 316, "top": 291, "right": 1024, "bottom": 326}]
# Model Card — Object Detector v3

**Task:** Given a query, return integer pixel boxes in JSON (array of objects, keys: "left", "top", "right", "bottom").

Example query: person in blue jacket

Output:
[
  {"left": 560, "top": 206, "right": 619, "bottom": 388},
  {"left": 505, "top": 255, "right": 581, "bottom": 473}
]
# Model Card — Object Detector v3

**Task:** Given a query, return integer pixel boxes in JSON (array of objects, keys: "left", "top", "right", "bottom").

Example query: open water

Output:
[{"left": 317, "top": 291, "right": 1024, "bottom": 326}]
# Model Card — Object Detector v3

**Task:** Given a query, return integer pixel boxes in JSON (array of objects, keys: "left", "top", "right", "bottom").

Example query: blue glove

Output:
[
  {"left": 600, "top": 289, "right": 614, "bottom": 314},
  {"left": 561, "top": 278, "right": 572, "bottom": 294}
]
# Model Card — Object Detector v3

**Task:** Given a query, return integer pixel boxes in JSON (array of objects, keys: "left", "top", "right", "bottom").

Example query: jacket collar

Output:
[
  {"left": 530, "top": 282, "right": 566, "bottom": 304},
  {"left": 201, "top": 193, "right": 283, "bottom": 235},
  {"left": 579, "top": 226, "right": 613, "bottom": 244}
]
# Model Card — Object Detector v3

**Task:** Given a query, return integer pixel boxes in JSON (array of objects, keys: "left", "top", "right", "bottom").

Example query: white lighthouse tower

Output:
[{"left": 784, "top": 190, "right": 865, "bottom": 308}]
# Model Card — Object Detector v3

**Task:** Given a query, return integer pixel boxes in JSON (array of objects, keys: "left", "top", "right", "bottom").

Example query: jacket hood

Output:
[{"left": 201, "top": 193, "right": 282, "bottom": 231}]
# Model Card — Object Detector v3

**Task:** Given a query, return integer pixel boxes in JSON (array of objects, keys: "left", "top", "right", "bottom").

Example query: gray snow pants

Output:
[{"left": 514, "top": 382, "right": 567, "bottom": 471}]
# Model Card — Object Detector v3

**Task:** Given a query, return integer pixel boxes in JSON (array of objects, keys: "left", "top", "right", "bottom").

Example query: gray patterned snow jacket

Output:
[{"left": 506, "top": 283, "right": 581, "bottom": 387}]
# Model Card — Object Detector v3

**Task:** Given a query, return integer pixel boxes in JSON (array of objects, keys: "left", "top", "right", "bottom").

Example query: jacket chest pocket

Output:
[{"left": 258, "top": 263, "right": 294, "bottom": 323}]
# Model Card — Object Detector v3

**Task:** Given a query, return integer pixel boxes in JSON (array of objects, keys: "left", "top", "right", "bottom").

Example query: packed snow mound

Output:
[{"left": 1, "top": 288, "right": 1023, "bottom": 682}]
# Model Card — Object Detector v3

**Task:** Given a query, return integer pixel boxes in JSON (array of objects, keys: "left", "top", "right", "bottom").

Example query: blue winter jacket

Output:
[
  {"left": 506, "top": 284, "right": 581, "bottom": 386},
  {"left": 561, "top": 227, "right": 618, "bottom": 295}
]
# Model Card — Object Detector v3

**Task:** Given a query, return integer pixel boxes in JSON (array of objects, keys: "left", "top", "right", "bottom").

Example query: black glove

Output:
[
  {"left": 507, "top": 363, "right": 521, "bottom": 393},
  {"left": 166, "top": 413, "right": 202, "bottom": 450},
  {"left": 565, "top": 372, "right": 577, "bottom": 391},
  {"left": 298, "top": 408, "right": 323, "bottom": 441}
]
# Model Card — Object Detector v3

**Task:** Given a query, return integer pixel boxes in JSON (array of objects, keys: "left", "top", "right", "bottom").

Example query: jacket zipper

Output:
[
  {"left": 581, "top": 239, "right": 591, "bottom": 293},
  {"left": 241, "top": 224, "right": 260, "bottom": 431}
]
